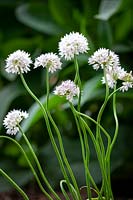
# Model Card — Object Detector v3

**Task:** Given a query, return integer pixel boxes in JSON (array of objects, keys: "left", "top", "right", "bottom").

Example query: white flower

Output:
[
  {"left": 3, "top": 110, "right": 28, "bottom": 135},
  {"left": 120, "top": 82, "right": 133, "bottom": 92},
  {"left": 5, "top": 50, "right": 32, "bottom": 74},
  {"left": 59, "top": 32, "right": 89, "bottom": 60},
  {"left": 102, "top": 73, "right": 117, "bottom": 89},
  {"left": 54, "top": 80, "right": 79, "bottom": 102},
  {"left": 88, "top": 48, "right": 120, "bottom": 70},
  {"left": 102, "top": 66, "right": 127, "bottom": 89},
  {"left": 34, "top": 53, "right": 62, "bottom": 73}
]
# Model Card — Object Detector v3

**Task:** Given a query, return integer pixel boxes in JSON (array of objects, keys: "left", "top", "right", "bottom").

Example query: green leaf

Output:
[
  {"left": 97, "top": 21, "right": 113, "bottom": 48},
  {"left": 95, "top": 0, "right": 122, "bottom": 20},
  {"left": 81, "top": 75, "right": 104, "bottom": 105},
  {"left": 15, "top": 3, "right": 62, "bottom": 35},
  {"left": 0, "top": 83, "right": 25, "bottom": 129},
  {"left": 48, "top": 0, "right": 76, "bottom": 29},
  {"left": 115, "top": 11, "right": 132, "bottom": 41}
]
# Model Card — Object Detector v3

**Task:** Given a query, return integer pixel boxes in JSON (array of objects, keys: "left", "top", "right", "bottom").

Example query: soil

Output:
[{"left": 0, "top": 182, "right": 133, "bottom": 200}]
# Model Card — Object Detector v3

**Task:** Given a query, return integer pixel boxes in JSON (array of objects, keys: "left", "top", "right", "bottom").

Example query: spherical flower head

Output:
[
  {"left": 59, "top": 32, "right": 89, "bottom": 60},
  {"left": 88, "top": 48, "right": 120, "bottom": 70},
  {"left": 34, "top": 53, "right": 62, "bottom": 73},
  {"left": 54, "top": 80, "right": 79, "bottom": 102},
  {"left": 5, "top": 50, "right": 32, "bottom": 74},
  {"left": 3, "top": 109, "right": 29, "bottom": 135}
]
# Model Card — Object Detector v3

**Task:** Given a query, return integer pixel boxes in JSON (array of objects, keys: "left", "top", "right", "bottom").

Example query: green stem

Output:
[
  {"left": 47, "top": 111, "right": 81, "bottom": 200},
  {"left": 106, "top": 86, "right": 118, "bottom": 200},
  {"left": 70, "top": 104, "right": 91, "bottom": 199},
  {"left": 110, "top": 86, "right": 119, "bottom": 151},
  {"left": 75, "top": 115, "right": 110, "bottom": 199},
  {"left": 46, "top": 69, "right": 50, "bottom": 110},
  {"left": 18, "top": 125, "right": 60, "bottom": 200},
  {"left": 20, "top": 72, "right": 74, "bottom": 200},
  {"left": 70, "top": 105, "right": 104, "bottom": 199},
  {"left": 96, "top": 68, "right": 109, "bottom": 154},
  {"left": 0, "top": 136, "right": 52, "bottom": 199},
  {"left": 0, "top": 168, "right": 29, "bottom": 200},
  {"left": 45, "top": 71, "right": 81, "bottom": 200},
  {"left": 73, "top": 109, "right": 111, "bottom": 144},
  {"left": 74, "top": 55, "right": 82, "bottom": 111}
]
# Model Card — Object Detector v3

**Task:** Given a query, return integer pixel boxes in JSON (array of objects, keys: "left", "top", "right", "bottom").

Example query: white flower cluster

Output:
[
  {"left": 88, "top": 48, "right": 120, "bottom": 70},
  {"left": 59, "top": 32, "right": 89, "bottom": 60},
  {"left": 120, "top": 71, "right": 133, "bottom": 92},
  {"left": 54, "top": 80, "right": 79, "bottom": 102},
  {"left": 3, "top": 110, "right": 28, "bottom": 135},
  {"left": 5, "top": 50, "right": 32, "bottom": 74},
  {"left": 89, "top": 48, "right": 133, "bottom": 91},
  {"left": 34, "top": 53, "right": 62, "bottom": 73}
]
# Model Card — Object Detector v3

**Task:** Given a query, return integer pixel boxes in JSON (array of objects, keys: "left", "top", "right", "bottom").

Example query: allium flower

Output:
[
  {"left": 102, "top": 66, "right": 127, "bottom": 89},
  {"left": 120, "top": 81, "right": 133, "bottom": 92},
  {"left": 3, "top": 110, "right": 28, "bottom": 135},
  {"left": 88, "top": 48, "right": 120, "bottom": 70},
  {"left": 59, "top": 32, "right": 89, "bottom": 60},
  {"left": 120, "top": 71, "right": 133, "bottom": 92},
  {"left": 34, "top": 53, "right": 62, "bottom": 73},
  {"left": 101, "top": 73, "right": 117, "bottom": 89},
  {"left": 54, "top": 80, "right": 79, "bottom": 102},
  {"left": 5, "top": 50, "right": 32, "bottom": 74}
]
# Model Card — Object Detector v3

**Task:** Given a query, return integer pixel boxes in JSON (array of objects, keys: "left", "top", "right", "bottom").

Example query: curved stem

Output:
[
  {"left": 70, "top": 104, "right": 91, "bottom": 199},
  {"left": 110, "top": 86, "right": 119, "bottom": 151},
  {"left": 47, "top": 111, "right": 81, "bottom": 200},
  {"left": 74, "top": 55, "right": 82, "bottom": 111},
  {"left": 80, "top": 117, "right": 111, "bottom": 199},
  {"left": 73, "top": 108, "right": 111, "bottom": 144},
  {"left": 18, "top": 125, "right": 60, "bottom": 200},
  {"left": 96, "top": 69, "right": 109, "bottom": 155},
  {"left": 0, "top": 168, "right": 29, "bottom": 200},
  {"left": 0, "top": 136, "right": 52, "bottom": 199},
  {"left": 106, "top": 86, "right": 118, "bottom": 200},
  {"left": 45, "top": 71, "right": 81, "bottom": 200},
  {"left": 20, "top": 72, "right": 75, "bottom": 200}
]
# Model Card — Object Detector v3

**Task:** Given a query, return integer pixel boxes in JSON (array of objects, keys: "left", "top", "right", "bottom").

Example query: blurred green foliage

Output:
[{"left": 0, "top": 0, "right": 133, "bottom": 193}]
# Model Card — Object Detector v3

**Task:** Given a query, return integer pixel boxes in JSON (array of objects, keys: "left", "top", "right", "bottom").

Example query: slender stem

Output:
[
  {"left": 70, "top": 105, "right": 104, "bottom": 199},
  {"left": 106, "top": 85, "right": 118, "bottom": 200},
  {"left": 74, "top": 55, "right": 82, "bottom": 111},
  {"left": 47, "top": 111, "right": 81, "bottom": 200},
  {"left": 110, "top": 86, "right": 119, "bottom": 151},
  {"left": 96, "top": 68, "right": 109, "bottom": 154},
  {"left": 70, "top": 104, "right": 91, "bottom": 199},
  {"left": 46, "top": 69, "right": 50, "bottom": 110},
  {"left": 75, "top": 115, "right": 110, "bottom": 199},
  {"left": 0, "top": 168, "right": 29, "bottom": 200},
  {"left": 18, "top": 125, "right": 60, "bottom": 200},
  {"left": 73, "top": 109, "right": 111, "bottom": 144},
  {"left": 0, "top": 136, "right": 52, "bottom": 199},
  {"left": 20, "top": 72, "right": 76, "bottom": 200},
  {"left": 45, "top": 71, "right": 81, "bottom": 200}
]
